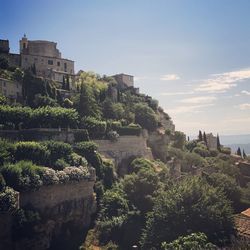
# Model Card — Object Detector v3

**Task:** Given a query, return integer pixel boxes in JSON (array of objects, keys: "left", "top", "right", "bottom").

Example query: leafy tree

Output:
[
  {"left": 134, "top": 103, "right": 158, "bottom": 131},
  {"left": 77, "top": 83, "right": 100, "bottom": 118},
  {"left": 141, "top": 177, "right": 234, "bottom": 249},
  {"left": 206, "top": 173, "right": 241, "bottom": 210},
  {"left": 172, "top": 131, "right": 186, "bottom": 149},
  {"left": 121, "top": 168, "right": 160, "bottom": 214},
  {"left": 161, "top": 232, "right": 216, "bottom": 250}
]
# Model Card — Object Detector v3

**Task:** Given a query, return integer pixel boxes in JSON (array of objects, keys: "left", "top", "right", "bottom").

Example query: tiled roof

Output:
[{"left": 235, "top": 208, "right": 250, "bottom": 239}]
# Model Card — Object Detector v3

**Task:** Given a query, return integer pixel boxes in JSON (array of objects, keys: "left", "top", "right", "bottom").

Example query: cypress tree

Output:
[
  {"left": 236, "top": 147, "right": 242, "bottom": 157},
  {"left": 203, "top": 132, "right": 207, "bottom": 146},
  {"left": 217, "top": 133, "right": 221, "bottom": 151},
  {"left": 243, "top": 150, "right": 247, "bottom": 159},
  {"left": 198, "top": 130, "right": 203, "bottom": 141}
]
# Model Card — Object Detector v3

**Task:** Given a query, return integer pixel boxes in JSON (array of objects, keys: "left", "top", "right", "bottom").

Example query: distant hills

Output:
[{"left": 220, "top": 134, "right": 250, "bottom": 155}]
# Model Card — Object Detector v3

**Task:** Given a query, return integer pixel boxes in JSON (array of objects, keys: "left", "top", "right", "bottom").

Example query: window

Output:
[
  {"left": 3, "top": 82, "right": 6, "bottom": 87},
  {"left": 57, "top": 61, "right": 60, "bottom": 66},
  {"left": 64, "top": 62, "right": 67, "bottom": 72},
  {"left": 48, "top": 60, "right": 53, "bottom": 65},
  {"left": 34, "top": 58, "right": 38, "bottom": 62},
  {"left": 16, "top": 83, "right": 19, "bottom": 89}
]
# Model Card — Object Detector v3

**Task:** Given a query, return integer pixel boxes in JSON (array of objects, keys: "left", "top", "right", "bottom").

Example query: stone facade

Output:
[
  {"left": 0, "top": 77, "right": 22, "bottom": 103},
  {"left": 19, "top": 35, "right": 74, "bottom": 83},
  {"left": 112, "top": 73, "right": 134, "bottom": 89},
  {"left": 0, "top": 179, "right": 96, "bottom": 250},
  {"left": 206, "top": 133, "right": 217, "bottom": 150}
]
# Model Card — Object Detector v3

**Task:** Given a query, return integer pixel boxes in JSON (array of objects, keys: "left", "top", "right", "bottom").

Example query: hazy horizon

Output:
[{"left": 1, "top": 0, "right": 250, "bottom": 135}]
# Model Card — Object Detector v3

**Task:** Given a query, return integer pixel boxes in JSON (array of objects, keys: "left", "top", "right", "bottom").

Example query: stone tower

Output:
[{"left": 19, "top": 34, "right": 28, "bottom": 53}]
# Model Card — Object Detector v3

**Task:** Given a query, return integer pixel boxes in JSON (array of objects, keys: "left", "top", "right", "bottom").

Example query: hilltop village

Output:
[{"left": 0, "top": 36, "right": 250, "bottom": 250}]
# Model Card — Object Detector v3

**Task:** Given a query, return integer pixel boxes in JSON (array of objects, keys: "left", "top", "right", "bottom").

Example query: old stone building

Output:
[
  {"left": 0, "top": 35, "right": 75, "bottom": 88},
  {"left": 0, "top": 77, "right": 22, "bottom": 103},
  {"left": 0, "top": 39, "right": 20, "bottom": 68},
  {"left": 19, "top": 35, "right": 75, "bottom": 87},
  {"left": 206, "top": 133, "right": 218, "bottom": 150},
  {"left": 112, "top": 73, "right": 134, "bottom": 89}
]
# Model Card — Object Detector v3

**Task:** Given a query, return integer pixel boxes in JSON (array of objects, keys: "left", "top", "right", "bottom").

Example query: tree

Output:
[
  {"left": 203, "top": 132, "right": 207, "bottom": 146},
  {"left": 141, "top": 177, "right": 234, "bottom": 249},
  {"left": 161, "top": 232, "right": 216, "bottom": 250},
  {"left": 198, "top": 130, "right": 203, "bottom": 141},
  {"left": 236, "top": 147, "right": 242, "bottom": 157},
  {"left": 206, "top": 172, "right": 241, "bottom": 210},
  {"left": 134, "top": 103, "right": 158, "bottom": 131},
  {"left": 243, "top": 150, "right": 247, "bottom": 159},
  {"left": 77, "top": 83, "right": 100, "bottom": 118},
  {"left": 172, "top": 131, "right": 186, "bottom": 149}
]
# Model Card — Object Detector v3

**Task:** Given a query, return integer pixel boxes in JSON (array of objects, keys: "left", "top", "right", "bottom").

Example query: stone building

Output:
[
  {"left": 19, "top": 35, "right": 75, "bottom": 88},
  {"left": 112, "top": 73, "right": 134, "bottom": 89},
  {"left": 0, "top": 35, "right": 75, "bottom": 89},
  {"left": 0, "top": 77, "right": 22, "bottom": 103},
  {"left": 0, "top": 39, "right": 21, "bottom": 68},
  {"left": 206, "top": 133, "right": 218, "bottom": 150}
]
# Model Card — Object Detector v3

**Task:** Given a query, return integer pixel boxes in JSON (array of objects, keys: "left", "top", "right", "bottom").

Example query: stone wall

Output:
[
  {"left": 0, "top": 179, "right": 96, "bottom": 250},
  {"left": 94, "top": 135, "right": 153, "bottom": 174},
  {"left": 0, "top": 128, "right": 83, "bottom": 143}
]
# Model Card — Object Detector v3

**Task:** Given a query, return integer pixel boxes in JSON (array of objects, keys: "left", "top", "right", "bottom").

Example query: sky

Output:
[{"left": 1, "top": 0, "right": 250, "bottom": 136}]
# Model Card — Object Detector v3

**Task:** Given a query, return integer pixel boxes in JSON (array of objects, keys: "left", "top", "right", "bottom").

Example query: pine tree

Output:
[
  {"left": 243, "top": 150, "right": 247, "bottom": 159},
  {"left": 217, "top": 133, "right": 221, "bottom": 151},
  {"left": 198, "top": 130, "right": 203, "bottom": 141},
  {"left": 236, "top": 147, "right": 242, "bottom": 157}
]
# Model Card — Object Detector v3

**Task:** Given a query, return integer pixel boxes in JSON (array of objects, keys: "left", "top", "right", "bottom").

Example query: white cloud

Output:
[
  {"left": 160, "top": 91, "right": 194, "bottom": 96},
  {"left": 160, "top": 74, "right": 180, "bottom": 81},
  {"left": 195, "top": 68, "right": 250, "bottom": 93},
  {"left": 180, "top": 96, "right": 216, "bottom": 104},
  {"left": 241, "top": 90, "right": 250, "bottom": 96},
  {"left": 134, "top": 76, "right": 148, "bottom": 81},
  {"left": 238, "top": 103, "right": 250, "bottom": 110},
  {"left": 165, "top": 103, "right": 214, "bottom": 114}
]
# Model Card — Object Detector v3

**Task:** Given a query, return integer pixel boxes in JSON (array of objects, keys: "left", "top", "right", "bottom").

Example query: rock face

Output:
[
  {"left": 1, "top": 179, "right": 96, "bottom": 250},
  {"left": 147, "top": 131, "right": 171, "bottom": 162}
]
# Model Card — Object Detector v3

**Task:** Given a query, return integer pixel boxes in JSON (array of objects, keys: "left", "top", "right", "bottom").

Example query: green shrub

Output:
[
  {"left": 161, "top": 232, "right": 216, "bottom": 250},
  {"left": 117, "top": 124, "right": 142, "bottom": 136},
  {"left": 0, "top": 173, "right": 6, "bottom": 191},
  {"left": 220, "top": 147, "right": 231, "bottom": 155},
  {"left": 69, "top": 152, "right": 87, "bottom": 167},
  {"left": 0, "top": 187, "right": 18, "bottom": 213},
  {"left": 193, "top": 146, "right": 210, "bottom": 157},
  {"left": 129, "top": 158, "right": 154, "bottom": 174},
  {"left": 74, "top": 142, "right": 102, "bottom": 178},
  {"left": 1, "top": 161, "right": 43, "bottom": 191},
  {"left": 0, "top": 138, "right": 14, "bottom": 166},
  {"left": 14, "top": 141, "right": 50, "bottom": 165},
  {"left": 41, "top": 141, "right": 72, "bottom": 163},
  {"left": 54, "top": 158, "right": 70, "bottom": 170},
  {"left": 81, "top": 116, "right": 107, "bottom": 138},
  {"left": 107, "top": 130, "right": 119, "bottom": 142}
]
